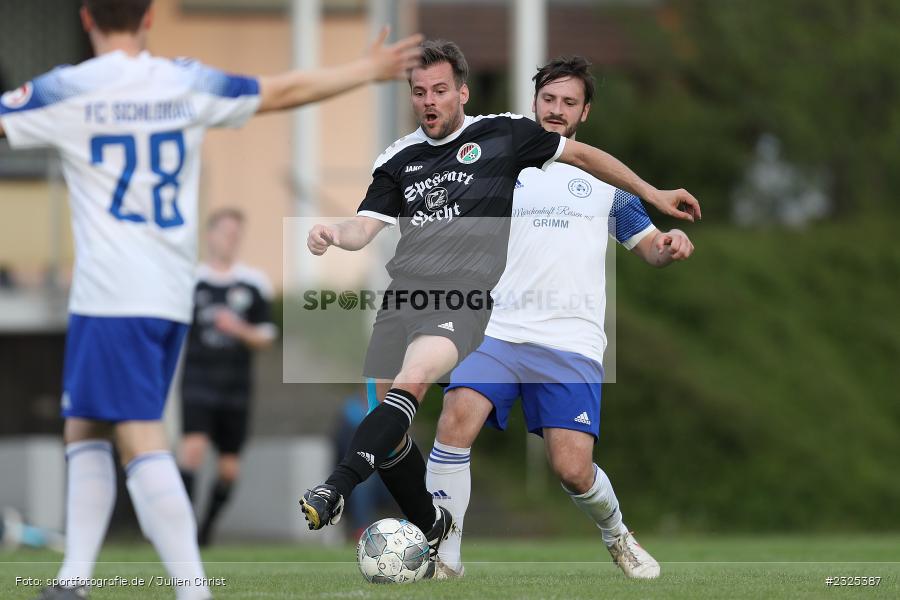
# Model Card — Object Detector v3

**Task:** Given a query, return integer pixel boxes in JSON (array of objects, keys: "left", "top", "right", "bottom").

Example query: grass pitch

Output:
[{"left": 2, "top": 535, "right": 898, "bottom": 599}]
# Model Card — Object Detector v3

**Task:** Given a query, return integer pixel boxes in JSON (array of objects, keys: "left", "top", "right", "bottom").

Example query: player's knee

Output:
[
  {"left": 395, "top": 363, "right": 429, "bottom": 383},
  {"left": 553, "top": 461, "right": 593, "bottom": 495},
  {"left": 218, "top": 455, "right": 240, "bottom": 482},
  {"left": 178, "top": 437, "right": 208, "bottom": 469},
  {"left": 436, "top": 394, "right": 479, "bottom": 447},
  {"left": 392, "top": 370, "right": 429, "bottom": 398}
]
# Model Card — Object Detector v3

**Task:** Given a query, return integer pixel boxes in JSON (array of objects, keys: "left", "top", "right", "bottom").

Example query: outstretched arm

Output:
[
  {"left": 558, "top": 139, "right": 701, "bottom": 222},
  {"left": 308, "top": 215, "right": 389, "bottom": 255},
  {"left": 631, "top": 228, "right": 695, "bottom": 267},
  {"left": 258, "top": 27, "right": 423, "bottom": 114}
]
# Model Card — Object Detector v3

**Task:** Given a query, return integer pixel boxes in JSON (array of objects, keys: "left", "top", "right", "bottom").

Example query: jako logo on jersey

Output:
[
  {"left": 410, "top": 203, "right": 460, "bottom": 227},
  {"left": 405, "top": 164, "right": 423, "bottom": 173},
  {"left": 425, "top": 187, "right": 448, "bottom": 211},
  {"left": 456, "top": 142, "right": 482, "bottom": 164},
  {"left": 404, "top": 170, "right": 475, "bottom": 202},
  {"left": 568, "top": 178, "right": 592, "bottom": 198},
  {"left": 1, "top": 82, "right": 33, "bottom": 109}
]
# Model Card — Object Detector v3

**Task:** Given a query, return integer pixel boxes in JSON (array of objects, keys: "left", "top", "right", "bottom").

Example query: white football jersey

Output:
[
  {"left": 0, "top": 50, "right": 261, "bottom": 323},
  {"left": 485, "top": 162, "right": 656, "bottom": 365}
]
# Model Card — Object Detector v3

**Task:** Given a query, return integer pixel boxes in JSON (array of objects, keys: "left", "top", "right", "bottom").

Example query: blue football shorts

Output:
[
  {"left": 62, "top": 314, "right": 188, "bottom": 422},
  {"left": 446, "top": 336, "right": 603, "bottom": 440}
]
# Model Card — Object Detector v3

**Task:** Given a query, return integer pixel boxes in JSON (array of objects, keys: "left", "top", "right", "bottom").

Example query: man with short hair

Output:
[
  {"left": 0, "top": 1, "right": 423, "bottom": 598},
  {"left": 178, "top": 208, "right": 276, "bottom": 547},
  {"left": 301, "top": 41, "right": 700, "bottom": 560},
  {"left": 427, "top": 55, "right": 694, "bottom": 580}
]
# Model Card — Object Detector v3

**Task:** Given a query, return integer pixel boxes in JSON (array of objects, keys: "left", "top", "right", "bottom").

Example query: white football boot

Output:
[
  {"left": 607, "top": 531, "right": 660, "bottom": 579},
  {"left": 432, "top": 558, "right": 465, "bottom": 580}
]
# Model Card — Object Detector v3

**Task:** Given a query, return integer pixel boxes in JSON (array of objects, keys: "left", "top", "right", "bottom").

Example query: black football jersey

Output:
[
  {"left": 357, "top": 114, "right": 564, "bottom": 287},
  {"left": 181, "top": 263, "right": 275, "bottom": 407}
]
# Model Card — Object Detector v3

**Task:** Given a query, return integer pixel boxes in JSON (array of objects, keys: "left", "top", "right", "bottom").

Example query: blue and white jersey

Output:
[
  {"left": 0, "top": 50, "right": 260, "bottom": 323},
  {"left": 486, "top": 162, "right": 655, "bottom": 364}
]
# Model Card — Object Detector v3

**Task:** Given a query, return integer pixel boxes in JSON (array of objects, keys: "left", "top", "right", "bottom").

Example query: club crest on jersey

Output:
[
  {"left": 227, "top": 286, "right": 253, "bottom": 312},
  {"left": 1, "top": 82, "right": 33, "bottom": 109},
  {"left": 568, "top": 178, "right": 591, "bottom": 198},
  {"left": 425, "top": 187, "right": 449, "bottom": 211},
  {"left": 456, "top": 142, "right": 482, "bottom": 164}
]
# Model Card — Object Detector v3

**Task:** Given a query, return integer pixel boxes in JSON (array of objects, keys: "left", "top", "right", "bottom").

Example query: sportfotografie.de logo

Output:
[{"left": 299, "top": 288, "right": 606, "bottom": 312}]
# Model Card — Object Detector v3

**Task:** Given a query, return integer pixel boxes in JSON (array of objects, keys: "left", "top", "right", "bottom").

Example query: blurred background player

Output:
[
  {"left": 427, "top": 56, "right": 695, "bottom": 579},
  {"left": 302, "top": 39, "right": 700, "bottom": 553},
  {"left": 177, "top": 209, "right": 276, "bottom": 547},
  {"left": 0, "top": 1, "right": 422, "bottom": 598},
  {"left": 0, "top": 507, "right": 64, "bottom": 553}
]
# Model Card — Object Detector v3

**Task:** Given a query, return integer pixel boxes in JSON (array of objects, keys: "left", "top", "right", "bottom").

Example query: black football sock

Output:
[
  {"left": 326, "top": 388, "right": 418, "bottom": 500},
  {"left": 180, "top": 469, "right": 196, "bottom": 503},
  {"left": 198, "top": 478, "right": 233, "bottom": 546},
  {"left": 378, "top": 435, "right": 437, "bottom": 534}
]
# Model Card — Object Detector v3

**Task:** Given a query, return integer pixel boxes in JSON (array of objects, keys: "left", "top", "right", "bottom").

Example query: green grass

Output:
[{"left": 2, "top": 536, "right": 898, "bottom": 599}]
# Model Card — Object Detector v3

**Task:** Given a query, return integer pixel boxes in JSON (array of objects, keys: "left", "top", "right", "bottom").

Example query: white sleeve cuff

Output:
[
  {"left": 622, "top": 224, "right": 657, "bottom": 250},
  {"left": 357, "top": 210, "right": 397, "bottom": 226},
  {"left": 256, "top": 323, "right": 278, "bottom": 341},
  {"left": 540, "top": 136, "right": 567, "bottom": 171}
]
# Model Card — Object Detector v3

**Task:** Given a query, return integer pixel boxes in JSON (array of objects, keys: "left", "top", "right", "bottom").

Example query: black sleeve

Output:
[
  {"left": 509, "top": 116, "right": 564, "bottom": 172},
  {"left": 357, "top": 165, "right": 403, "bottom": 221},
  {"left": 246, "top": 287, "right": 273, "bottom": 326}
]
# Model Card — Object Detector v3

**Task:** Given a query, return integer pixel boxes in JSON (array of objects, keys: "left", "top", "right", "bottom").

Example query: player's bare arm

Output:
[
  {"left": 258, "top": 27, "right": 423, "bottom": 113},
  {"left": 558, "top": 139, "right": 701, "bottom": 222},
  {"left": 632, "top": 228, "right": 695, "bottom": 267},
  {"left": 307, "top": 215, "right": 388, "bottom": 255}
]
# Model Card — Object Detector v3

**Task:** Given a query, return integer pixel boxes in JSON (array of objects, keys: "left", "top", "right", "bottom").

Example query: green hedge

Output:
[{"left": 418, "top": 220, "right": 900, "bottom": 533}]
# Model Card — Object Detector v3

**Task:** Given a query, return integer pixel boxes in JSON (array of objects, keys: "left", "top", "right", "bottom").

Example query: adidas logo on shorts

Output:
[
  {"left": 357, "top": 451, "right": 375, "bottom": 468},
  {"left": 438, "top": 321, "right": 455, "bottom": 332},
  {"left": 574, "top": 412, "right": 591, "bottom": 425}
]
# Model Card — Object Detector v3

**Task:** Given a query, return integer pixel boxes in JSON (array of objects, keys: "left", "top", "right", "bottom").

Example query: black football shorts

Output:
[{"left": 362, "top": 281, "right": 493, "bottom": 382}]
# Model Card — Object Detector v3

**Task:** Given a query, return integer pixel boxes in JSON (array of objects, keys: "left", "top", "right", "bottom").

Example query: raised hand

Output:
[
  {"left": 368, "top": 26, "right": 424, "bottom": 81},
  {"left": 646, "top": 189, "right": 702, "bottom": 222}
]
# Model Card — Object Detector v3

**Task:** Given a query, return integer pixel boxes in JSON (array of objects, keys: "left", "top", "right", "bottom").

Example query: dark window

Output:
[{"left": 0, "top": 1, "right": 90, "bottom": 178}]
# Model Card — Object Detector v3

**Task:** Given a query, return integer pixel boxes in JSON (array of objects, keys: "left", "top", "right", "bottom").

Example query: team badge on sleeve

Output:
[
  {"left": 1, "top": 82, "right": 33, "bottom": 109},
  {"left": 456, "top": 142, "right": 482, "bottom": 164}
]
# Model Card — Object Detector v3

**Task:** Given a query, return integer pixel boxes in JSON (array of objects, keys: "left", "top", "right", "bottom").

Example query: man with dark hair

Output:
[
  {"left": 178, "top": 208, "right": 276, "bottom": 547},
  {"left": 0, "top": 1, "right": 423, "bottom": 598},
  {"left": 426, "top": 55, "right": 693, "bottom": 579},
  {"left": 532, "top": 55, "right": 595, "bottom": 132},
  {"left": 82, "top": 0, "right": 153, "bottom": 33},
  {"left": 301, "top": 40, "right": 700, "bottom": 562}
]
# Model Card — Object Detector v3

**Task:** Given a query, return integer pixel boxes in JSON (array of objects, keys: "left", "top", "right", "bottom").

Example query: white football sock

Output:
[
  {"left": 564, "top": 464, "right": 629, "bottom": 546},
  {"left": 57, "top": 440, "right": 117, "bottom": 585},
  {"left": 425, "top": 440, "right": 471, "bottom": 571},
  {"left": 126, "top": 452, "right": 210, "bottom": 600}
]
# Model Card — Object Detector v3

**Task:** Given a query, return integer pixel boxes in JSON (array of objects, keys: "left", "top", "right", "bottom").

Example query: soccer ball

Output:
[{"left": 356, "top": 518, "right": 431, "bottom": 584}]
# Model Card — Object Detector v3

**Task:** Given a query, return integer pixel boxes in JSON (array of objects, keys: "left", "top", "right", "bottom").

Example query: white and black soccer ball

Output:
[{"left": 356, "top": 518, "right": 431, "bottom": 584}]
